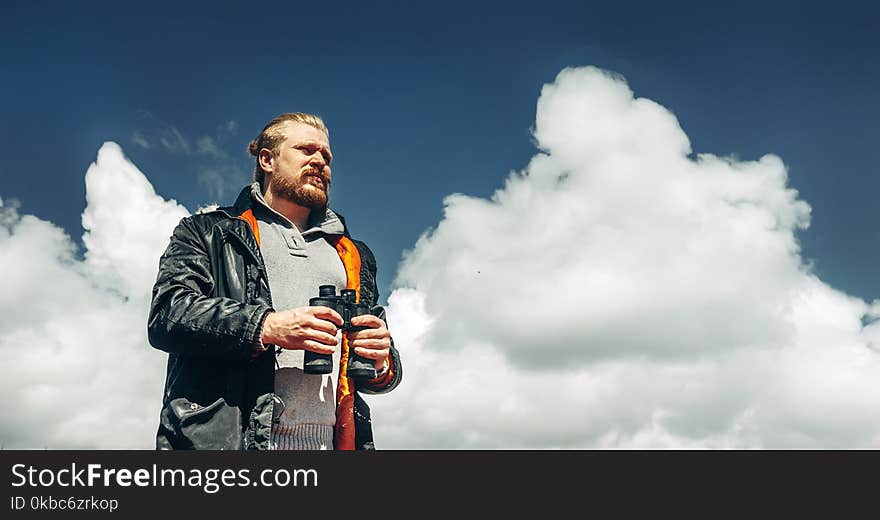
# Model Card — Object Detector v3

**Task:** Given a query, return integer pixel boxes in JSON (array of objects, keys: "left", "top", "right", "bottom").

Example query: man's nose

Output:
[{"left": 309, "top": 153, "right": 325, "bottom": 169}]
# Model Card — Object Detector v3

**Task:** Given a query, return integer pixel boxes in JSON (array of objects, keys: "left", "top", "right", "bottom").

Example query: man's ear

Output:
[{"left": 258, "top": 148, "right": 274, "bottom": 174}]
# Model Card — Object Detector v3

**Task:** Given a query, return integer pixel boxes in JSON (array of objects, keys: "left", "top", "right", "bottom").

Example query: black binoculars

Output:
[{"left": 303, "top": 285, "right": 377, "bottom": 379}]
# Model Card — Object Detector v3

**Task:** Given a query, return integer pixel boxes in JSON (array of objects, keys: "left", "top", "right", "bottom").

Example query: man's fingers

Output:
[
  {"left": 349, "top": 314, "right": 384, "bottom": 328},
  {"left": 345, "top": 327, "right": 389, "bottom": 340},
  {"left": 302, "top": 339, "right": 337, "bottom": 355},
  {"left": 353, "top": 346, "right": 390, "bottom": 359},
  {"left": 308, "top": 316, "right": 339, "bottom": 335},
  {"left": 308, "top": 329, "right": 340, "bottom": 346},
  {"left": 310, "top": 306, "right": 344, "bottom": 326},
  {"left": 351, "top": 338, "right": 390, "bottom": 351},
  {"left": 278, "top": 333, "right": 338, "bottom": 351}
]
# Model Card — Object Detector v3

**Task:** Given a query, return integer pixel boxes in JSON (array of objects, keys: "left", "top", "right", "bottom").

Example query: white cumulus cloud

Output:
[
  {"left": 373, "top": 66, "right": 879, "bottom": 448},
  {"left": 0, "top": 143, "right": 188, "bottom": 448}
]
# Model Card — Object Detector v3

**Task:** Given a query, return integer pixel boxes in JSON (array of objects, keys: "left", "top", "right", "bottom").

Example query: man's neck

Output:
[{"left": 262, "top": 188, "right": 311, "bottom": 231}]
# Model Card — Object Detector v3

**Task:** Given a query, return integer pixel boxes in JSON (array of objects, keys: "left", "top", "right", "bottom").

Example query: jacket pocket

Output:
[{"left": 168, "top": 397, "right": 242, "bottom": 450}]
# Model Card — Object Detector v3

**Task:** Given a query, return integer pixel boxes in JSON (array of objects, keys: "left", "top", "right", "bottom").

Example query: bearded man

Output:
[{"left": 148, "top": 112, "right": 401, "bottom": 450}]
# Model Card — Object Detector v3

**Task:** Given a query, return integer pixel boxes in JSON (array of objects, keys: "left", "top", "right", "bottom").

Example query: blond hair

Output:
[{"left": 248, "top": 112, "right": 329, "bottom": 187}]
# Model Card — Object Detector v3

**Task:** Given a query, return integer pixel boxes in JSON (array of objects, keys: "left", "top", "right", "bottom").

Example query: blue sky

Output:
[{"left": 1, "top": 0, "right": 877, "bottom": 302}]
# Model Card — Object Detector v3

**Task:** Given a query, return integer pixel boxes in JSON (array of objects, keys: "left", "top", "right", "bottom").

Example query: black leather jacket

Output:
[{"left": 147, "top": 186, "right": 401, "bottom": 450}]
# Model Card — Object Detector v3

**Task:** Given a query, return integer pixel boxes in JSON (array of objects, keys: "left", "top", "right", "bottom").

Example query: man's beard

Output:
[{"left": 269, "top": 170, "right": 330, "bottom": 209}]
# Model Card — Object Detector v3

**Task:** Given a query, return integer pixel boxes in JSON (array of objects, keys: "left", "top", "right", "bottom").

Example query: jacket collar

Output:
[{"left": 220, "top": 185, "right": 351, "bottom": 239}]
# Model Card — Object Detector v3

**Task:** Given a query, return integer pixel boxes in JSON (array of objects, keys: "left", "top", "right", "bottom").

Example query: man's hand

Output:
[
  {"left": 260, "top": 307, "right": 343, "bottom": 354},
  {"left": 347, "top": 314, "right": 392, "bottom": 371}
]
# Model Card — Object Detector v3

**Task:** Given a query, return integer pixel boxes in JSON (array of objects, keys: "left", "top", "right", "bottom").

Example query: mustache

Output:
[{"left": 302, "top": 169, "right": 330, "bottom": 184}]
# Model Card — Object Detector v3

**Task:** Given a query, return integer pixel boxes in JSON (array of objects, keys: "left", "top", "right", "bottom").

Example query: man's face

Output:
[{"left": 263, "top": 122, "right": 333, "bottom": 209}]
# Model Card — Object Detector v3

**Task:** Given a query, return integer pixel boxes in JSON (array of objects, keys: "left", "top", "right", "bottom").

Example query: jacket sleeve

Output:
[
  {"left": 354, "top": 239, "right": 402, "bottom": 394},
  {"left": 147, "top": 216, "right": 273, "bottom": 360}
]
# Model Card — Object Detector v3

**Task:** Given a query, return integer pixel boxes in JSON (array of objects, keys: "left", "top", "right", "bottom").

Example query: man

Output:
[{"left": 148, "top": 112, "right": 401, "bottom": 450}]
